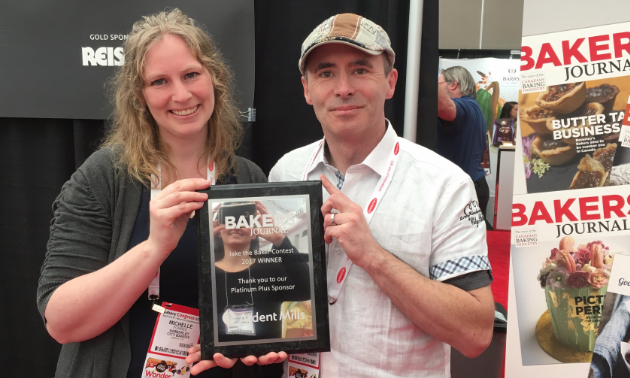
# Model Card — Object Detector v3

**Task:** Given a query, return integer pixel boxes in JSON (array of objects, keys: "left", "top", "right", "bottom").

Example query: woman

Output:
[
  {"left": 499, "top": 101, "right": 518, "bottom": 120},
  {"left": 37, "top": 9, "right": 282, "bottom": 378},
  {"left": 212, "top": 201, "right": 311, "bottom": 343}
]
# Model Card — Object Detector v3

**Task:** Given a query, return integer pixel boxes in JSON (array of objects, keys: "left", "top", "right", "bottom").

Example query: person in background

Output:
[
  {"left": 37, "top": 9, "right": 284, "bottom": 378},
  {"left": 499, "top": 101, "right": 518, "bottom": 120},
  {"left": 437, "top": 66, "right": 490, "bottom": 221}
]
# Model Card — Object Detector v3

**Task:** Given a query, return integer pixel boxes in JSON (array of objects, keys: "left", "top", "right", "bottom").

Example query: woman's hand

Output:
[
  {"left": 186, "top": 345, "right": 287, "bottom": 375},
  {"left": 253, "top": 201, "right": 286, "bottom": 247},
  {"left": 147, "top": 178, "right": 210, "bottom": 257}
]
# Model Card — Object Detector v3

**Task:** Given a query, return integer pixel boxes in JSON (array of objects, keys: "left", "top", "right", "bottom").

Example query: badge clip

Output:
[
  {"left": 152, "top": 303, "right": 166, "bottom": 314},
  {"left": 149, "top": 294, "right": 164, "bottom": 313}
]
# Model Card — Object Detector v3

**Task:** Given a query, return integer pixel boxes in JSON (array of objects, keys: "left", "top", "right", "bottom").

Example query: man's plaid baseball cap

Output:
[{"left": 299, "top": 13, "right": 396, "bottom": 74}]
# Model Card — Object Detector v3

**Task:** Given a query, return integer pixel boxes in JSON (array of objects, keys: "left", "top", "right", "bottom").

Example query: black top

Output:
[
  {"left": 214, "top": 238, "right": 311, "bottom": 343},
  {"left": 126, "top": 184, "right": 234, "bottom": 378}
]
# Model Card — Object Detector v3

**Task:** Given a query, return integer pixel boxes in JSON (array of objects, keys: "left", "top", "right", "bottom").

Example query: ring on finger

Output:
[{"left": 331, "top": 213, "right": 336, "bottom": 225}]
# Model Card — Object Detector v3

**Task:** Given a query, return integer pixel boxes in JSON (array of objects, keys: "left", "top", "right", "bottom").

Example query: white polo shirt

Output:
[{"left": 269, "top": 123, "right": 490, "bottom": 377}]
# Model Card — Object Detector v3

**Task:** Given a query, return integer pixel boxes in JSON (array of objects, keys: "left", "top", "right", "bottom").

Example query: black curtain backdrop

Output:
[
  {"left": 0, "top": 118, "right": 105, "bottom": 376},
  {"left": 0, "top": 0, "right": 439, "bottom": 375},
  {"left": 417, "top": 0, "right": 439, "bottom": 152}
]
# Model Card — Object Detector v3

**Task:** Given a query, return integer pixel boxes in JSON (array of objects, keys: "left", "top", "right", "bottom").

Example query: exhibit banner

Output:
[
  {"left": 0, "top": 1, "right": 254, "bottom": 119},
  {"left": 515, "top": 22, "right": 630, "bottom": 195}
]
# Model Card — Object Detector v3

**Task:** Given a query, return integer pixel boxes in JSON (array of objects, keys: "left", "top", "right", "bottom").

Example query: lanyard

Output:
[
  {"left": 302, "top": 137, "right": 402, "bottom": 304},
  {"left": 147, "top": 160, "right": 215, "bottom": 300}
]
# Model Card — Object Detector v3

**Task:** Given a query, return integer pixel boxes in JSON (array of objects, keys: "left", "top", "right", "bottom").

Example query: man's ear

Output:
[
  {"left": 301, "top": 76, "right": 313, "bottom": 105},
  {"left": 448, "top": 80, "right": 459, "bottom": 92},
  {"left": 386, "top": 68, "right": 398, "bottom": 99}
]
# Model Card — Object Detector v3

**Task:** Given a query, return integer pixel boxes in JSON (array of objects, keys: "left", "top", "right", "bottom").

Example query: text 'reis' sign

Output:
[{"left": 82, "top": 34, "right": 128, "bottom": 66}]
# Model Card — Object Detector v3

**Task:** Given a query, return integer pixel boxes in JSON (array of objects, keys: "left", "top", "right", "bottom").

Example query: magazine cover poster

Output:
[
  {"left": 518, "top": 22, "right": 630, "bottom": 194},
  {"left": 510, "top": 185, "right": 630, "bottom": 366}
]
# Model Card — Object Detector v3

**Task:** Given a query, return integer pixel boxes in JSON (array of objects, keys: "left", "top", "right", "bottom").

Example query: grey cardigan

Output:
[{"left": 37, "top": 148, "right": 267, "bottom": 378}]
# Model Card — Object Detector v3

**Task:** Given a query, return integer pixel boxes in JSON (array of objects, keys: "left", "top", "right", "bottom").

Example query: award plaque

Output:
[{"left": 196, "top": 181, "right": 330, "bottom": 358}]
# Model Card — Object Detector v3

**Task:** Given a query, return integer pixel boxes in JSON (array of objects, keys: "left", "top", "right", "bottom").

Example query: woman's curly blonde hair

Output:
[{"left": 102, "top": 8, "right": 243, "bottom": 184}]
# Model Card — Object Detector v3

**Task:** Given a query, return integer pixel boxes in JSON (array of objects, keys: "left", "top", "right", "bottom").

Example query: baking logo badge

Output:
[{"left": 460, "top": 200, "right": 485, "bottom": 227}]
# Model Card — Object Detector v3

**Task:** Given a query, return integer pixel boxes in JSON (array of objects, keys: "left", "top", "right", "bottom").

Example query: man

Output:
[
  {"left": 437, "top": 66, "right": 490, "bottom": 222},
  {"left": 269, "top": 14, "right": 495, "bottom": 377}
]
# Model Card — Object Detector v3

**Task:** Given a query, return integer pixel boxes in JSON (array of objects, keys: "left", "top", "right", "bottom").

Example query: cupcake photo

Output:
[{"left": 538, "top": 237, "right": 613, "bottom": 352}]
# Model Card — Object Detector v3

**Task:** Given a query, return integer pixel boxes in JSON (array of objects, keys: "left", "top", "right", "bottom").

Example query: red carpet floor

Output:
[
  {"left": 486, "top": 230, "right": 511, "bottom": 378},
  {"left": 487, "top": 230, "right": 510, "bottom": 310}
]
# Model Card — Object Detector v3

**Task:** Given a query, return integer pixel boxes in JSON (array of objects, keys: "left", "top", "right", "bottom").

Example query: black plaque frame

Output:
[{"left": 196, "top": 181, "right": 330, "bottom": 358}]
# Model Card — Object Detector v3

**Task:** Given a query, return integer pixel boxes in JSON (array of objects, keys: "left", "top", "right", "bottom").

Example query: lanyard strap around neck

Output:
[
  {"left": 147, "top": 160, "right": 215, "bottom": 300},
  {"left": 302, "top": 138, "right": 402, "bottom": 304}
]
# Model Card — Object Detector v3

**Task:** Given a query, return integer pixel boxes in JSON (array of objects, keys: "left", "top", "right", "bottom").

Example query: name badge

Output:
[
  {"left": 286, "top": 353, "right": 320, "bottom": 378},
  {"left": 223, "top": 306, "right": 256, "bottom": 336},
  {"left": 142, "top": 303, "right": 199, "bottom": 378}
]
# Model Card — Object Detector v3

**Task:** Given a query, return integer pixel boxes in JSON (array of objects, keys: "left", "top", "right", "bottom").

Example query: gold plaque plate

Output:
[{"left": 536, "top": 310, "right": 593, "bottom": 363}]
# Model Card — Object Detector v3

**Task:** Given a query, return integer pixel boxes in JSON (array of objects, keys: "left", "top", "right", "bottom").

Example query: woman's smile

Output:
[{"left": 170, "top": 105, "right": 199, "bottom": 117}]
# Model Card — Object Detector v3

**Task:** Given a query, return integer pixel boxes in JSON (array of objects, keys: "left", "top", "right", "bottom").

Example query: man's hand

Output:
[
  {"left": 320, "top": 174, "right": 385, "bottom": 269},
  {"left": 186, "top": 345, "right": 287, "bottom": 375}
]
